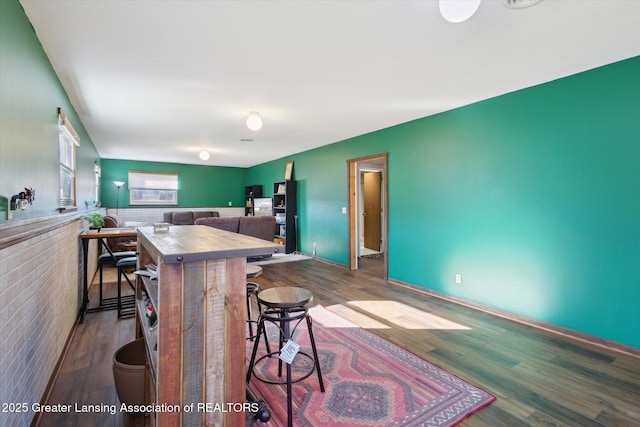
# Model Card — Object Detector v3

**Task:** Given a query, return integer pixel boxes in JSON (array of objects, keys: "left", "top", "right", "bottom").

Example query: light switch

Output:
[{"left": 341, "top": 207, "right": 347, "bottom": 214}]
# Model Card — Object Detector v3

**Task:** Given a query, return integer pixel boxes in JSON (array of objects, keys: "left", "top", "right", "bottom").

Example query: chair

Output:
[
  {"left": 94, "top": 250, "right": 136, "bottom": 309},
  {"left": 116, "top": 256, "right": 137, "bottom": 318},
  {"left": 104, "top": 214, "right": 137, "bottom": 252},
  {"left": 246, "top": 265, "right": 270, "bottom": 353},
  {"left": 246, "top": 287, "right": 324, "bottom": 427}
]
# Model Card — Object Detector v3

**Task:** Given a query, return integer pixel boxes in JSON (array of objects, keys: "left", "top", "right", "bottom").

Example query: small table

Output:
[{"left": 79, "top": 228, "right": 137, "bottom": 323}]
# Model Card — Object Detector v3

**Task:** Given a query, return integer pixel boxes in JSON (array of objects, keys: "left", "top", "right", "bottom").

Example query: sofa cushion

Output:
[
  {"left": 168, "top": 211, "right": 194, "bottom": 225},
  {"left": 193, "top": 211, "right": 219, "bottom": 221},
  {"left": 195, "top": 217, "right": 240, "bottom": 233},
  {"left": 239, "top": 216, "right": 276, "bottom": 242},
  {"left": 164, "top": 210, "right": 220, "bottom": 225}
]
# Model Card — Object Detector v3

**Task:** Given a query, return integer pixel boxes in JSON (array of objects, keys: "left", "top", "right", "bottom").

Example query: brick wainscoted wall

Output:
[
  {"left": 0, "top": 218, "right": 95, "bottom": 426},
  {"left": 105, "top": 206, "right": 245, "bottom": 224}
]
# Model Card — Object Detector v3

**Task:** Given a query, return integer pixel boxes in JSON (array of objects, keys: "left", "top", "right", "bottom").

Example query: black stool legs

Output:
[
  {"left": 246, "top": 305, "right": 324, "bottom": 427},
  {"left": 246, "top": 282, "right": 270, "bottom": 354},
  {"left": 116, "top": 256, "right": 136, "bottom": 318}
]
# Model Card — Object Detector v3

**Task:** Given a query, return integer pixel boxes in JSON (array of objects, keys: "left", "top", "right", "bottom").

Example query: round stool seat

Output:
[
  {"left": 257, "top": 287, "right": 313, "bottom": 309},
  {"left": 246, "top": 264, "right": 263, "bottom": 279}
]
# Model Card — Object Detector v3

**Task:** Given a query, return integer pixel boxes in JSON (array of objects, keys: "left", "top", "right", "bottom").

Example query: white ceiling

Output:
[{"left": 20, "top": 0, "right": 640, "bottom": 168}]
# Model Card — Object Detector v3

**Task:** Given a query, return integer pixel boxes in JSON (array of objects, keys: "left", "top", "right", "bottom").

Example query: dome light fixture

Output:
[
  {"left": 246, "top": 112, "right": 263, "bottom": 131},
  {"left": 439, "top": 0, "right": 481, "bottom": 23},
  {"left": 504, "top": 0, "right": 542, "bottom": 8},
  {"left": 199, "top": 150, "right": 210, "bottom": 161}
]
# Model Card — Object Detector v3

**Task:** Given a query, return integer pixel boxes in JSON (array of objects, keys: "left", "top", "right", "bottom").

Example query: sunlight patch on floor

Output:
[
  {"left": 347, "top": 301, "right": 471, "bottom": 330},
  {"left": 323, "top": 304, "right": 390, "bottom": 329}
]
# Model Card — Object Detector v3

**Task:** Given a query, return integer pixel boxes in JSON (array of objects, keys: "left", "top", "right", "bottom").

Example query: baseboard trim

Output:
[
  {"left": 387, "top": 278, "right": 640, "bottom": 358},
  {"left": 30, "top": 318, "right": 80, "bottom": 427},
  {"left": 309, "top": 254, "right": 348, "bottom": 269}
]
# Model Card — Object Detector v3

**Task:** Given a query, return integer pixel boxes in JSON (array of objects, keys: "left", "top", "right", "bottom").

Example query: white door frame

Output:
[{"left": 347, "top": 153, "right": 388, "bottom": 279}]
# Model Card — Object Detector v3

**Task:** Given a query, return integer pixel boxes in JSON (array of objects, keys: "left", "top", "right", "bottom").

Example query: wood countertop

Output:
[{"left": 137, "top": 224, "right": 279, "bottom": 264}]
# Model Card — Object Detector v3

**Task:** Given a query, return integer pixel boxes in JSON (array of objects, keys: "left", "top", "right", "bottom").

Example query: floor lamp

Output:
[{"left": 113, "top": 181, "right": 125, "bottom": 215}]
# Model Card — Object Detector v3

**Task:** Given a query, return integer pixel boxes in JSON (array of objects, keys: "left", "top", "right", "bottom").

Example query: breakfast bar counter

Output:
[{"left": 135, "top": 225, "right": 278, "bottom": 426}]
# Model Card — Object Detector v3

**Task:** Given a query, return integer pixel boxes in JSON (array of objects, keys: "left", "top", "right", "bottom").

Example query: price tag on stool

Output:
[{"left": 279, "top": 340, "right": 300, "bottom": 365}]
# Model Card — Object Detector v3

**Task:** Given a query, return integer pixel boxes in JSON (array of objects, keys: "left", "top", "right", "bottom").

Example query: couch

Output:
[
  {"left": 194, "top": 216, "right": 276, "bottom": 243},
  {"left": 163, "top": 210, "right": 219, "bottom": 225}
]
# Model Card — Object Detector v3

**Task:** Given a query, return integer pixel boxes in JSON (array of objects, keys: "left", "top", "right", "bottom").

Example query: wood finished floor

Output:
[{"left": 37, "top": 257, "right": 640, "bottom": 427}]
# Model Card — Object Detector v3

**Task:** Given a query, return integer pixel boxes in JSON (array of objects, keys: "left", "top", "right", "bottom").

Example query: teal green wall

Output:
[
  {"left": 0, "top": 0, "right": 100, "bottom": 222},
  {"left": 3, "top": 0, "right": 638, "bottom": 348},
  {"left": 100, "top": 159, "right": 246, "bottom": 208},
  {"left": 249, "top": 56, "right": 640, "bottom": 348}
]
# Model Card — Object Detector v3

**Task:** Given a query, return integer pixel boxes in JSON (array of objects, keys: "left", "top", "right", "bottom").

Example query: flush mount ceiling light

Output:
[
  {"left": 199, "top": 150, "right": 210, "bottom": 161},
  {"left": 439, "top": 0, "right": 482, "bottom": 23},
  {"left": 504, "top": 0, "right": 542, "bottom": 8},
  {"left": 246, "top": 112, "right": 263, "bottom": 131}
]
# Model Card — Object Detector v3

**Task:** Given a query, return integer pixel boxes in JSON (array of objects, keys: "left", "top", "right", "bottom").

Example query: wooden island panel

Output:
[{"left": 135, "top": 225, "right": 278, "bottom": 426}]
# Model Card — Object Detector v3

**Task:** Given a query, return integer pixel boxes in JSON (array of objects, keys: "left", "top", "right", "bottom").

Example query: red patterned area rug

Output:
[{"left": 246, "top": 305, "right": 495, "bottom": 426}]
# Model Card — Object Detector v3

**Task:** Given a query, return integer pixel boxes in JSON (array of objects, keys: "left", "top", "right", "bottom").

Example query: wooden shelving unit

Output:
[
  {"left": 273, "top": 180, "right": 297, "bottom": 254},
  {"left": 244, "top": 185, "right": 262, "bottom": 216},
  {"left": 135, "top": 225, "right": 277, "bottom": 426}
]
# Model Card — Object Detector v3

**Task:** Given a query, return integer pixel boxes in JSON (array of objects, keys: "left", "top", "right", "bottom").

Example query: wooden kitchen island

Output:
[{"left": 135, "top": 225, "right": 278, "bottom": 426}]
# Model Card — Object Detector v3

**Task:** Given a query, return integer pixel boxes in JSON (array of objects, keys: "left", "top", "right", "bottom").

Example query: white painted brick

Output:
[{"left": 0, "top": 219, "right": 87, "bottom": 426}]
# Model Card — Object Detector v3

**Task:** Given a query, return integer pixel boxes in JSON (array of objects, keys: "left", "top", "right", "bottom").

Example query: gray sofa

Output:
[
  {"left": 163, "top": 210, "right": 219, "bottom": 225},
  {"left": 194, "top": 216, "right": 276, "bottom": 243}
]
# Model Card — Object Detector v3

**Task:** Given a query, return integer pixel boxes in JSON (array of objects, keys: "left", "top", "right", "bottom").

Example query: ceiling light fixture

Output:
[
  {"left": 246, "top": 112, "right": 263, "bottom": 131},
  {"left": 439, "top": 0, "right": 481, "bottom": 23},
  {"left": 199, "top": 150, "right": 210, "bottom": 160},
  {"left": 503, "top": 0, "right": 542, "bottom": 8}
]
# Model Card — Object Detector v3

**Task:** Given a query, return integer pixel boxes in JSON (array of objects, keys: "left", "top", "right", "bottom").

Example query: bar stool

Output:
[
  {"left": 247, "top": 265, "right": 270, "bottom": 354},
  {"left": 94, "top": 250, "right": 136, "bottom": 309},
  {"left": 246, "top": 287, "right": 325, "bottom": 427},
  {"left": 116, "top": 256, "right": 137, "bottom": 318}
]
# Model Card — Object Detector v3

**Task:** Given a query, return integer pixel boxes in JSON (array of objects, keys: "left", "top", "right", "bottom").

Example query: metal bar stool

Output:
[
  {"left": 246, "top": 265, "right": 270, "bottom": 353},
  {"left": 116, "top": 256, "right": 137, "bottom": 318},
  {"left": 88, "top": 250, "right": 136, "bottom": 311},
  {"left": 246, "top": 287, "right": 325, "bottom": 427}
]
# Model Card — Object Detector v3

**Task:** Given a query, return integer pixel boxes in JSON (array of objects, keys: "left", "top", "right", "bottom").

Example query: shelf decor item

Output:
[
  {"left": 245, "top": 185, "right": 263, "bottom": 216},
  {"left": 284, "top": 160, "right": 294, "bottom": 180}
]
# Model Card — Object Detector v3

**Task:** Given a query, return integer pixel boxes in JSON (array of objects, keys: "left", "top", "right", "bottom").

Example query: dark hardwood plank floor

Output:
[{"left": 37, "top": 257, "right": 640, "bottom": 426}]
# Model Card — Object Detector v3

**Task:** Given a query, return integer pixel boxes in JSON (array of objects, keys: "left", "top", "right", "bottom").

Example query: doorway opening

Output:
[{"left": 347, "top": 153, "right": 388, "bottom": 279}]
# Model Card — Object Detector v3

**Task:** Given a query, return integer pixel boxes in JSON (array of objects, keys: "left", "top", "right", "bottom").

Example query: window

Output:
[
  {"left": 128, "top": 171, "right": 178, "bottom": 205},
  {"left": 94, "top": 162, "right": 101, "bottom": 206},
  {"left": 58, "top": 108, "right": 79, "bottom": 208}
]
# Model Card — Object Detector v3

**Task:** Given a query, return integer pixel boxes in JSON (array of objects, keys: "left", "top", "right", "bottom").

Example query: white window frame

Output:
[
  {"left": 94, "top": 162, "right": 101, "bottom": 206},
  {"left": 58, "top": 108, "right": 79, "bottom": 208}
]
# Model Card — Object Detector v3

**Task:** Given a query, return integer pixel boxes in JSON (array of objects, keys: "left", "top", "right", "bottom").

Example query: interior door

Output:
[{"left": 363, "top": 172, "right": 381, "bottom": 251}]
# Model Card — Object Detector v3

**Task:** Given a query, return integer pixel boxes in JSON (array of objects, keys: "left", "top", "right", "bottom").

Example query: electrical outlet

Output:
[
  {"left": 313, "top": 242, "right": 317, "bottom": 257},
  {"left": 455, "top": 274, "right": 462, "bottom": 284}
]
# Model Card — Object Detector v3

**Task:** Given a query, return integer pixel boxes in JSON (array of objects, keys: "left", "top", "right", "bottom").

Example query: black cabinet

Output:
[
  {"left": 273, "top": 180, "right": 297, "bottom": 254},
  {"left": 244, "top": 185, "right": 262, "bottom": 216}
]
